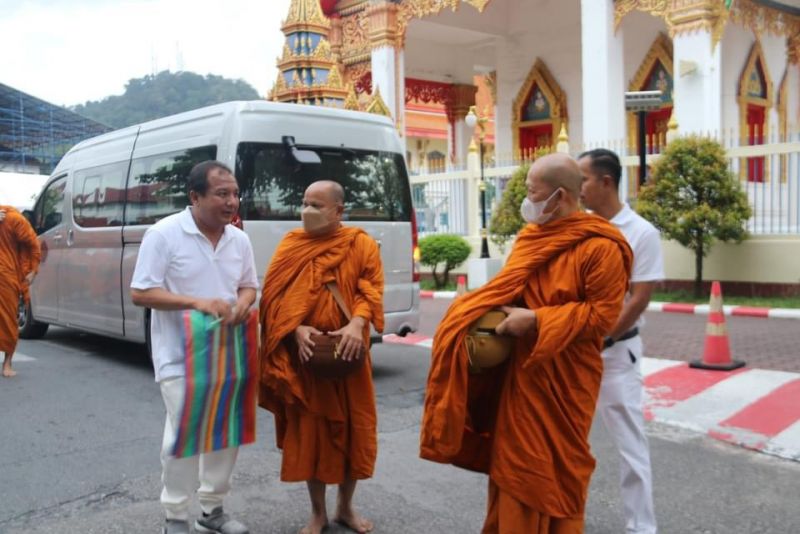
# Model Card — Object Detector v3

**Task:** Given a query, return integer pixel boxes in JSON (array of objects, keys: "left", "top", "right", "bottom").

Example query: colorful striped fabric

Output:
[{"left": 172, "top": 309, "right": 259, "bottom": 458}]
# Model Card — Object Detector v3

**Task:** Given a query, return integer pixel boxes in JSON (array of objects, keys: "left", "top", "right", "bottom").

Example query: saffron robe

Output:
[
  {"left": 482, "top": 480, "right": 584, "bottom": 534},
  {"left": 420, "top": 212, "right": 633, "bottom": 521},
  {"left": 259, "top": 226, "right": 384, "bottom": 483},
  {"left": 0, "top": 206, "right": 41, "bottom": 354}
]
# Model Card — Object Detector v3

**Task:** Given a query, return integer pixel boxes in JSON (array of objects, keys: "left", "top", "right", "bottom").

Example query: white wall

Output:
[
  {"left": 495, "top": 0, "right": 583, "bottom": 156},
  {"left": 621, "top": 12, "right": 670, "bottom": 94}
]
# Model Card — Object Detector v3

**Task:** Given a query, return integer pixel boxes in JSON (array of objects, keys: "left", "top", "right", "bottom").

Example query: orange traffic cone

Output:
[
  {"left": 690, "top": 281, "right": 746, "bottom": 371},
  {"left": 456, "top": 275, "right": 467, "bottom": 296}
]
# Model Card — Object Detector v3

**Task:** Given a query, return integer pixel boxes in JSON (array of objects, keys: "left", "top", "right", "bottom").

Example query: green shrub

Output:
[
  {"left": 637, "top": 135, "right": 751, "bottom": 297},
  {"left": 418, "top": 234, "right": 472, "bottom": 289},
  {"left": 489, "top": 163, "right": 528, "bottom": 252}
]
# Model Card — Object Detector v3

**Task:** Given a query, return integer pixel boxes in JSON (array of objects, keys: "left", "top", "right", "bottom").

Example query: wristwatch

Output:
[{"left": 603, "top": 336, "right": 615, "bottom": 349}]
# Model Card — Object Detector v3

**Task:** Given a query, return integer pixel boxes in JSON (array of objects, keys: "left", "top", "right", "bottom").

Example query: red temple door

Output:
[
  {"left": 519, "top": 124, "right": 553, "bottom": 156},
  {"left": 645, "top": 107, "right": 671, "bottom": 154},
  {"left": 747, "top": 104, "right": 765, "bottom": 183}
]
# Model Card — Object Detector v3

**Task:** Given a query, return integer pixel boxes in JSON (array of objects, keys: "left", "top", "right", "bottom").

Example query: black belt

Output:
[{"left": 603, "top": 327, "right": 639, "bottom": 349}]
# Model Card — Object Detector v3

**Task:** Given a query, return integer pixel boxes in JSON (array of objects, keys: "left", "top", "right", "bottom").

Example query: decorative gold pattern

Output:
[
  {"left": 396, "top": 0, "right": 495, "bottom": 43},
  {"left": 789, "top": 33, "right": 800, "bottom": 65},
  {"left": 730, "top": 0, "right": 800, "bottom": 40},
  {"left": 344, "top": 84, "right": 361, "bottom": 110},
  {"left": 777, "top": 69, "right": 789, "bottom": 182},
  {"left": 484, "top": 71, "right": 497, "bottom": 105},
  {"left": 366, "top": 87, "right": 393, "bottom": 117},
  {"left": 511, "top": 58, "right": 567, "bottom": 158},
  {"left": 367, "top": 1, "right": 401, "bottom": 50},
  {"left": 464, "top": 0, "right": 492, "bottom": 11},
  {"left": 615, "top": 1, "right": 729, "bottom": 50},
  {"left": 284, "top": 0, "right": 330, "bottom": 27},
  {"left": 626, "top": 33, "right": 673, "bottom": 152},
  {"left": 614, "top": 0, "right": 669, "bottom": 29},
  {"left": 341, "top": 8, "right": 371, "bottom": 65},
  {"left": 272, "top": 0, "right": 348, "bottom": 106},
  {"left": 737, "top": 40, "right": 773, "bottom": 181}
]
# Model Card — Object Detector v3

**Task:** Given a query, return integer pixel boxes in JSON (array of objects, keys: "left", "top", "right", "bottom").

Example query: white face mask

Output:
[{"left": 520, "top": 189, "right": 561, "bottom": 225}]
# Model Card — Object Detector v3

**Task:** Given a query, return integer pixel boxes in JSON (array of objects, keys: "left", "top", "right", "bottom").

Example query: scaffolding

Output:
[{"left": 0, "top": 82, "right": 111, "bottom": 175}]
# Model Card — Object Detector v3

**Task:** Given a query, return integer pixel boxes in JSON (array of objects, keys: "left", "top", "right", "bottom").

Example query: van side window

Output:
[
  {"left": 72, "top": 162, "right": 128, "bottom": 228},
  {"left": 125, "top": 145, "right": 217, "bottom": 225},
  {"left": 235, "top": 143, "right": 412, "bottom": 222},
  {"left": 35, "top": 177, "right": 67, "bottom": 234}
]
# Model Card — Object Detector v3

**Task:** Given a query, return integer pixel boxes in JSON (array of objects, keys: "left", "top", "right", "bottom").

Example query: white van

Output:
[{"left": 20, "top": 101, "right": 420, "bottom": 347}]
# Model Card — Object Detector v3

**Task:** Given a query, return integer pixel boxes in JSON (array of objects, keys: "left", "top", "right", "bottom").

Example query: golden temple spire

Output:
[{"left": 283, "top": 0, "right": 330, "bottom": 30}]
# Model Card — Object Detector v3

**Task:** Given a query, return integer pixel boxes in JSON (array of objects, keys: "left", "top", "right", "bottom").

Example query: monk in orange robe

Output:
[
  {"left": 0, "top": 205, "right": 41, "bottom": 377},
  {"left": 259, "top": 181, "right": 384, "bottom": 534},
  {"left": 420, "top": 154, "right": 633, "bottom": 533}
]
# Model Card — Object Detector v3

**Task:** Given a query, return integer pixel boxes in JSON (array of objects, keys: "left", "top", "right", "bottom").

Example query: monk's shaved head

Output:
[
  {"left": 306, "top": 180, "right": 344, "bottom": 205},
  {"left": 528, "top": 153, "right": 582, "bottom": 198}
]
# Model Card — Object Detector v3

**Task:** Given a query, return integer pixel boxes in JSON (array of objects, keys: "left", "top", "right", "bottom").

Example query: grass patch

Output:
[
  {"left": 652, "top": 291, "right": 800, "bottom": 309},
  {"left": 420, "top": 279, "right": 458, "bottom": 291}
]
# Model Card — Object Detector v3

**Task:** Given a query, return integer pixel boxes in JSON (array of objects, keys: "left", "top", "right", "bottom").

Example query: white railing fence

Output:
[{"left": 408, "top": 130, "right": 800, "bottom": 237}]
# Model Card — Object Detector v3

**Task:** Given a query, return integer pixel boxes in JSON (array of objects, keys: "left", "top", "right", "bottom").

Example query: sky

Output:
[{"left": 0, "top": 0, "right": 293, "bottom": 106}]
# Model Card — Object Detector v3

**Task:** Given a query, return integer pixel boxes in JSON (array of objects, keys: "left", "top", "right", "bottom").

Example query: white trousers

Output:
[
  {"left": 159, "top": 377, "right": 239, "bottom": 521},
  {"left": 597, "top": 336, "right": 657, "bottom": 534}
]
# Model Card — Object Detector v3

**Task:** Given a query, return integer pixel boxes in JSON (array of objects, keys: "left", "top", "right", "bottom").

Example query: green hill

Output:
[{"left": 72, "top": 71, "right": 261, "bottom": 128}]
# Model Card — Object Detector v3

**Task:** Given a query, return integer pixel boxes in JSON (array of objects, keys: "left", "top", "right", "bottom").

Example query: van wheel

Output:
[{"left": 18, "top": 296, "right": 49, "bottom": 339}]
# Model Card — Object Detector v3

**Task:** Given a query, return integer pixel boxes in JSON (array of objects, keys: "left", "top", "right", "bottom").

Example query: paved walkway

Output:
[{"left": 385, "top": 327, "right": 800, "bottom": 463}]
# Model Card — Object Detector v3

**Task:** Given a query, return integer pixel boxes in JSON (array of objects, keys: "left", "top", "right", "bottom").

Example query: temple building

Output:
[{"left": 268, "top": 1, "right": 800, "bottom": 181}]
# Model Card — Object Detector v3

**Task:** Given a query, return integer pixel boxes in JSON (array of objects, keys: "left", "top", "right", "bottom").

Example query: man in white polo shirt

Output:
[
  {"left": 578, "top": 149, "right": 664, "bottom": 534},
  {"left": 131, "top": 160, "right": 258, "bottom": 534}
]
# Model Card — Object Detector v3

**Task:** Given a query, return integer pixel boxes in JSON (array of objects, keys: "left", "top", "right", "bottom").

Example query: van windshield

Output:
[{"left": 235, "top": 142, "right": 412, "bottom": 222}]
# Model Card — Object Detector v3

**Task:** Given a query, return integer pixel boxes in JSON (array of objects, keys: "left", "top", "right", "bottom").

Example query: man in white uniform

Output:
[
  {"left": 131, "top": 161, "right": 258, "bottom": 534},
  {"left": 578, "top": 149, "right": 664, "bottom": 534}
]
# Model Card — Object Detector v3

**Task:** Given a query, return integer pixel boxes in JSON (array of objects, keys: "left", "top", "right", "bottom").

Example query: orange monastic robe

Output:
[
  {"left": 259, "top": 226, "right": 384, "bottom": 483},
  {"left": 420, "top": 212, "right": 633, "bottom": 532},
  {"left": 0, "top": 206, "right": 41, "bottom": 354}
]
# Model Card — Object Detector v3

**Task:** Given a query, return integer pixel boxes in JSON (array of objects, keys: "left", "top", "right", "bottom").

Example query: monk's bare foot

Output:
[
  {"left": 299, "top": 513, "right": 328, "bottom": 534},
  {"left": 2, "top": 366, "right": 16, "bottom": 378},
  {"left": 334, "top": 509, "right": 373, "bottom": 533}
]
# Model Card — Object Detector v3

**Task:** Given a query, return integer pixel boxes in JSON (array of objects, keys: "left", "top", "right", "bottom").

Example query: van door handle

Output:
[
  {"left": 66, "top": 229, "right": 74, "bottom": 246},
  {"left": 52, "top": 233, "right": 63, "bottom": 242}
]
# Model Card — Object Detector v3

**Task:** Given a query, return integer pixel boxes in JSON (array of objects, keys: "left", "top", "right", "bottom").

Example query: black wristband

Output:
[{"left": 603, "top": 336, "right": 615, "bottom": 349}]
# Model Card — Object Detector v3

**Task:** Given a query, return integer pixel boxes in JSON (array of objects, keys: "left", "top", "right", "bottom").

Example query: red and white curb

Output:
[
  {"left": 418, "top": 291, "right": 800, "bottom": 320},
  {"left": 383, "top": 334, "right": 800, "bottom": 462},
  {"left": 646, "top": 302, "right": 800, "bottom": 319}
]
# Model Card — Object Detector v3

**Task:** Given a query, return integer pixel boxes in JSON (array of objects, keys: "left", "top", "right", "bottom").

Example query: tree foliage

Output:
[
  {"left": 72, "top": 71, "right": 260, "bottom": 128},
  {"left": 637, "top": 136, "right": 751, "bottom": 297},
  {"left": 488, "top": 163, "right": 529, "bottom": 252},
  {"left": 418, "top": 234, "right": 472, "bottom": 289}
]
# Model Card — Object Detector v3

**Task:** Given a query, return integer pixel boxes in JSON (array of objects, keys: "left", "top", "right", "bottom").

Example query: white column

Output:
[
  {"left": 673, "top": 31, "right": 722, "bottom": 135},
  {"left": 370, "top": 46, "right": 405, "bottom": 125},
  {"left": 449, "top": 119, "right": 472, "bottom": 169},
  {"left": 580, "top": 0, "right": 626, "bottom": 146}
]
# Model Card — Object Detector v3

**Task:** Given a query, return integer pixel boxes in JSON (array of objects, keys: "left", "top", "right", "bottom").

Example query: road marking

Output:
[
  {"left": 381, "top": 334, "right": 800, "bottom": 461},
  {"left": 766, "top": 420, "right": 800, "bottom": 461},
  {"left": 651, "top": 369, "right": 799, "bottom": 433}
]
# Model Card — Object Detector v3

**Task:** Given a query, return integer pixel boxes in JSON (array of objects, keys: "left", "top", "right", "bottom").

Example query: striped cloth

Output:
[{"left": 172, "top": 309, "right": 259, "bottom": 458}]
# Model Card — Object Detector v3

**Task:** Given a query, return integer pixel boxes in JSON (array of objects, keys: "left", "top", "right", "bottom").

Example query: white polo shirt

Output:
[
  {"left": 611, "top": 204, "right": 665, "bottom": 328},
  {"left": 131, "top": 208, "right": 259, "bottom": 382}
]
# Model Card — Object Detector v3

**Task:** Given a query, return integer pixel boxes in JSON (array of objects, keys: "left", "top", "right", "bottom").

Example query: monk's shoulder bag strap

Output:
[
  {"left": 307, "top": 282, "right": 365, "bottom": 379},
  {"left": 465, "top": 309, "right": 514, "bottom": 374}
]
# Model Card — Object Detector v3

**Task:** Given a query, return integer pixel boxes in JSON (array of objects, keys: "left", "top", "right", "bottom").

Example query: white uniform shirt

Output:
[
  {"left": 131, "top": 208, "right": 259, "bottom": 382},
  {"left": 610, "top": 204, "right": 665, "bottom": 329}
]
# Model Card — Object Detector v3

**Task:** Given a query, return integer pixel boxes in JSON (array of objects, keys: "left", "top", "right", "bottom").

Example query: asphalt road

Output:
[{"left": 1, "top": 325, "right": 799, "bottom": 533}]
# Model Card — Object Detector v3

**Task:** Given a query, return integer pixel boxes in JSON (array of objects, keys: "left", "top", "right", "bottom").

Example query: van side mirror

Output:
[{"left": 282, "top": 136, "right": 321, "bottom": 165}]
